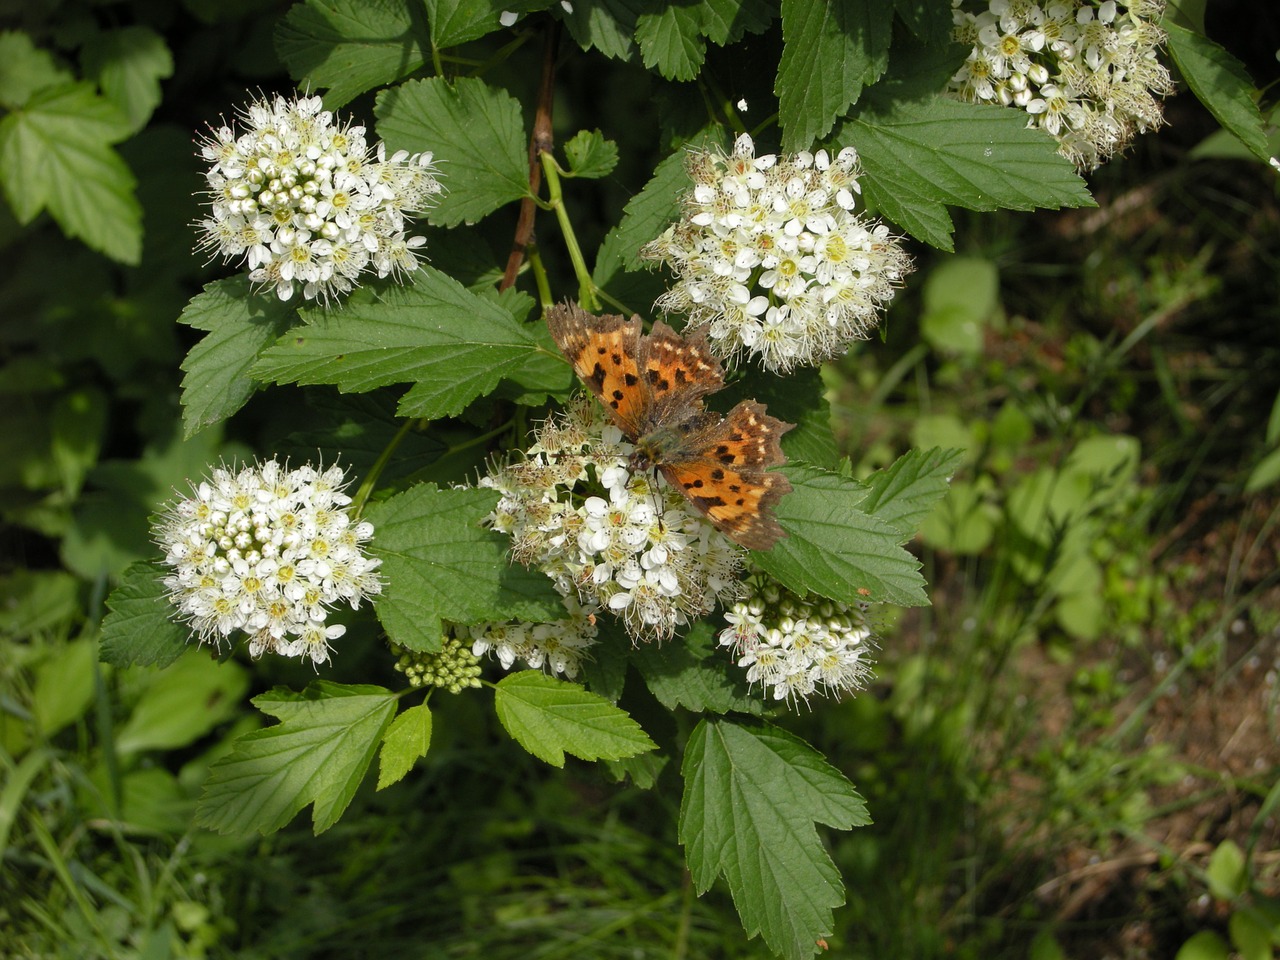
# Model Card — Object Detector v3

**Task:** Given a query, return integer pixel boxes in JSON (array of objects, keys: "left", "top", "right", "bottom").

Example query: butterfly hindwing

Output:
[{"left": 637, "top": 321, "right": 724, "bottom": 426}]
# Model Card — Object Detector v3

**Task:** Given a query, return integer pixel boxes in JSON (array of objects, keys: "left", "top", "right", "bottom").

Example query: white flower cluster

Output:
[
  {"left": 642, "top": 133, "right": 912, "bottom": 373},
  {"left": 718, "top": 577, "right": 876, "bottom": 705},
  {"left": 197, "top": 93, "right": 443, "bottom": 302},
  {"left": 480, "top": 397, "right": 745, "bottom": 645},
  {"left": 948, "top": 0, "right": 1174, "bottom": 171},
  {"left": 465, "top": 595, "right": 598, "bottom": 680},
  {"left": 155, "top": 460, "right": 382, "bottom": 665}
]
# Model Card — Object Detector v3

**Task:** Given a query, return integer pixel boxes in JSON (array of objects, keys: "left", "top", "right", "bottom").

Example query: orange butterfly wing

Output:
[
  {"left": 659, "top": 401, "right": 793, "bottom": 551},
  {"left": 546, "top": 305, "right": 650, "bottom": 437}
]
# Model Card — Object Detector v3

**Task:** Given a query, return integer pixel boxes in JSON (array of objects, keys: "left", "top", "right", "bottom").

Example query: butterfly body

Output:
[{"left": 546, "top": 304, "right": 794, "bottom": 551}]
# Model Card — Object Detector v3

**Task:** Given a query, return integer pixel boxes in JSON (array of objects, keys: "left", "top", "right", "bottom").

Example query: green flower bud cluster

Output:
[{"left": 392, "top": 635, "right": 482, "bottom": 694}]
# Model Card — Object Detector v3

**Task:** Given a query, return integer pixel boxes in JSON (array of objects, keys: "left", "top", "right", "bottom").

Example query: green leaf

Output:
[
  {"left": 0, "top": 33, "right": 74, "bottom": 109},
  {"left": 363, "top": 484, "right": 564, "bottom": 652},
  {"left": 857, "top": 447, "right": 964, "bottom": 541},
  {"left": 777, "top": 0, "right": 890, "bottom": 151},
  {"left": 0, "top": 570, "right": 79, "bottom": 635},
  {"left": 493, "top": 670, "right": 656, "bottom": 767},
  {"left": 0, "top": 82, "right": 142, "bottom": 264},
  {"left": 840, "top": 97, "right": 1092, "bottom": 250},
  {"left": 920, "top": 256, "right": 1000, "bottom": 355},
  {"left": 275, "top": 0, "right": 428, "bottom": 108},
  {"left": 699, "top": 0, "right": 774, "bottom": 45},
  {"left": 680, "top": 718, "right": 869, "bottom": 960},
  {"left": 636, "top": 3, "right": 705, "bottom": 81},
  {"left": 755, "top": 463, "right": 927, "bottom": 606},
  {"left": 425, "top": 0, "right": 555, "bottom": 48},
  {"left": 562, "top": 0, "right": 641, "bottom": 60},
  {"left": 251, "top": 266, "right": 568, "bottom": 421},
  {"left": 377, "top": 701, "right": 432, "bottom": 789},
  {"left": 1164, "top": 21, "right": 1270, "bottom": 165},
  {"left": 100, "top": 561, "right": 189, "bottom": 670},
  {"left": 606, "top": 125, "right": 725, "bottom": 271},
  {"left": 563, "top": 129, "right": 619, "bottom": 179},
  {"left": 894, "top": 0, "right": 957, "bottom": 46},
  {"left": 32, "top": 639, "right": 96, "bottom": 737},
  {"left": 80, "top": 26, "right": 174, "bottom": 134},
  {"left": 1205, "top": 839, "right": 1247, "bottom": 901},
  {"left": 1174, "top": 931, "right": 1231, "bottom": 960},
  {"left": 1245, "top": 446, "right": 1280, "bottom": 494},
  {"left": 197, "top": 681, "right": 398, "bottom": 836},
  {"left": 115, "top": 653, "right": 250, "bottom": 754},
  {"left": 632, "top": 620, "right": 760, "bottom": 715},
  {"left": 376, "top": 77, "right": 529, "bottom": 228},
  {"left": 178, "top": 278, "right": 301, "bottom": 438}
]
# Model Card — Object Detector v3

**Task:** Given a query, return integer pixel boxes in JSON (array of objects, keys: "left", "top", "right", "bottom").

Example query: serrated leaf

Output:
[
  {"left": 275, "top": 0, "right": 428, "bottom": 108},
  {"left": 561, "top": 0, "right": 642, "bottom": 59},
  {"left": 777, "top": 0, "right": 890, "bottom": 151},
  {"left": 563, "top": 129, "right": 619, "bottom": 179},
  {"left": 494, "top": 670, "right": 656, "bottom": 767},
  {"left": 376, "top": 77, "right": 529, "bottom": 227},
  {"left": 636, "top": 3, "right": 705, "bottom": 81},
  {"left": 0, "top": 33, "right": 73, "bottom": 109},
  {"left": 0, "top": 82, "right": 141, "bottom": 264},
  {"left": 250, "top": 265, "right": 568, "bottom": 421},
  {"left": 80, "top": 26, "right": 174, "bottom": 134},
  {"left": 606, "top": 125, "right": 725, "bottom": 271},
  {"left": 426, "top": 0, "right": 555, "bottom": 48},
  {"left": 197, "top": 681, "right": 398, "bottom": 836},
  {"left": 755, "top": 463, "right": 927, "bottom": 606},
  {"left": 178, "top": 278, "right": 301, "bottom": 437},
  {"left": 1164, "top": 21, "right": 1270, "bottom": 165},
  {"left": 377, "top": 701, "right": 432, "bottom": 789},
  {"left": 840, "top": 97, "right": 1092, "bottom": 250},
  {"left": 100, "top": 561, "right": 189, "bottom": 669},
  {"left": 699, "top": 0, "right": 774, "bottom": 45},
  {"left": 857, "top": 447, "right": 963, "bottom": 540},
  {"left": 364, "top": 484, "right": 564, "bottom": 652},
  {"left": 680, "top": 718, "right": 869, "bottom": 960},
  {"left": 632, "top": 620, "right": 760, "bottom": 715}
]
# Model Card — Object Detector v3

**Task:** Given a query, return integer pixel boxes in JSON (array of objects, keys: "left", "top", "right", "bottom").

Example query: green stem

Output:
[
  {"left": 539, "top": 151, "right": 599, "bottom": 311},
  {"left": 353, "top": 418, "right": 416, "bottom": 516},
  {"left": 527, "top": 243, "right": 554, "bottom": 310}
]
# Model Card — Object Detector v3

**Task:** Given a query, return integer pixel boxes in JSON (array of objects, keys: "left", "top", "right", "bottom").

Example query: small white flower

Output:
[
  {"left": 643, "top": 138, "right": 912, "bottom": 372},
  {"left": 196, "top": 92, "right": 443, "bottom": 302},
  {"left": 154, "top": 459, "right": 381, "bottom": 665},
  {"left": 717, "top": 576, "right": 876, "bottom": 706},
  {"left": 947, "top": 0, "right": 1174, "bottom": 171}
]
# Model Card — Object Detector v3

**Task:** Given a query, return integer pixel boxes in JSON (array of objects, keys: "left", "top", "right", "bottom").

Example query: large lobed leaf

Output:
[
  {"left": 276, "top": 0, "right": 429, "bottom": 108},
  {"left": 494, "top": 670, "right": 656, "bottom": 767},
  {"left": 0, "top": 82, "right": 142, "bottom": 264},
  {"left": 250, "top": 265, "right": 569, "bottom": 422},
  {"left": 840, "top": 96, "right": 1093, "bottom": 250},
  {"left": 375, "top": 76, "right": 530, "bottom": 228},
  {"left": 364, "top": 484, "right": 564, "bottom": 652},
  {"left": 776, "top": 0, "right": 890, "bottom": 151},
  {"left": 100, "top": 561, "right": 189, "bottom": 669},
  {"left": 178, "top": 278, "right": 300, "bottom": 438},
  {"left": 756, "top": 462, "right": 927, "bottom": 606},
  {"left": 1164, "top": 20, "right": 1270, "bottom": 165},
  {"left": 197, "top": 682, "right": 398, "bottom": 836},
  {"left": 680, "top": 718, "right": 870, "bottom": 960}
]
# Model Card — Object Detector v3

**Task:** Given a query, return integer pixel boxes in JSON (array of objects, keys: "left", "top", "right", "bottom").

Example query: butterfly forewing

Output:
[
  {"left": 636, "top": 321, "right": 724, "bottom": 427},
  {"left": 546, "top": 305, "right": 650, "bottom": 437}
]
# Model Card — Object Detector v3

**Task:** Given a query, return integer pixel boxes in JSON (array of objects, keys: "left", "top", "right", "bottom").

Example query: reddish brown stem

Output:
[{"left": 501, "top": 20, "right": 559, "bottom": 292}]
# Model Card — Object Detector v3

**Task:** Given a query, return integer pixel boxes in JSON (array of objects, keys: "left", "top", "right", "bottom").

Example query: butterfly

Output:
[{"left": 546, "top": 303, "right": 794, "bottom": 550}]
